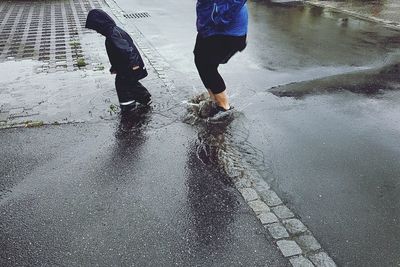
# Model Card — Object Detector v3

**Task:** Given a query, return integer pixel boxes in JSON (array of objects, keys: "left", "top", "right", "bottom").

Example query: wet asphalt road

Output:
[
  {"left": 0, "top": 115, "right": 287, "bottom": 266},
  {"left": 115, "top": 0, "right": 400, "bottom": 265}
]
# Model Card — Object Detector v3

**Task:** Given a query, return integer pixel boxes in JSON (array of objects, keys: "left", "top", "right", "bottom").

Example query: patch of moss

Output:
[
  {"left": 77, "top": 57, "right": 87, "bottom": 68},
  {"left": 69, "top": 41, "right": 80, "bottom": 47},
  {"left": 25, "top": 121, "right": 44, "bottom": 128},
  {"left": 108, "top": 104, "right": 119, "bottom": 115}
]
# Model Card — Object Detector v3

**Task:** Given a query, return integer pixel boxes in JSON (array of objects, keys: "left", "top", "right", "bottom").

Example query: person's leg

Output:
[
  {"left": 204, "top": 64, "right": 230, "bottom": 110},
  {"left": 207, "top": 89, "right": 215, "bottom": 101},
  {"left": 194, "top": 34, "right": 220, "bottom": 102},
  {"left": 208, "top": 35, "right": 247, "bottom": 110},
  {"left": 213, "top": 90, "right": 230, "bottom": 110},
  {"left": 116, "top": 74, "right": 136, "bottom": 107},
  {"left": 194, "top": 57, "right": 229, "bottom": 108},
  {"left": 130, "top": 80, "right": 151, "bottom": 105}
]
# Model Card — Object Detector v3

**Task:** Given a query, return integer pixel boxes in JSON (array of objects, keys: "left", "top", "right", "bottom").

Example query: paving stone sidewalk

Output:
[
  {"left": 0, "top": 0, "right": 103, "bottom": 71},
  {"left": 0, "top": 0, "right": 167, "bottom": 128}
]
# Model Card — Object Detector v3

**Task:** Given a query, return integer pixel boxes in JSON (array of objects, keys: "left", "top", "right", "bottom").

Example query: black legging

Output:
[
  {"left": 194, "top": 34, "right": 246, "bottom": 94},
  {"left": 194, "top": 58, "right": 226, "bottom": 94}
]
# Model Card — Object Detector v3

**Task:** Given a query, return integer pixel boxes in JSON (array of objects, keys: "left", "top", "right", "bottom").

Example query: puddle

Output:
[
  {"left": 185, "top": 93, "right": 273, "bottom": 187},
  {"left": 268, "top": 60, "right": 400, "bottom": 97}
]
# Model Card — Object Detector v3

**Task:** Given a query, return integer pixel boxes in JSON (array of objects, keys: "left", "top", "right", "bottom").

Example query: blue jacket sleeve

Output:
[
  {"left": 109, "top": 31, "right": 141, "bottom": 68},
  {"left": 211, "top": 0, "right": 247, "bottom": 25}
]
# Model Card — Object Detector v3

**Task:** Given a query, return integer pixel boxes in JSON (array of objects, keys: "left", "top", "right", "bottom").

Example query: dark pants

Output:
[
  {"left": 115, "top": 74, "right": 151, "bottom": 104},
  {"left": 194, "top": 34, "right": 247, "bottom": 94}
]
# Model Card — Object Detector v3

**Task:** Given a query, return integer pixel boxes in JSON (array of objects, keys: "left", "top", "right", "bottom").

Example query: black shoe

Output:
[
  {"left": 135, "top": 92, "right": 152, "bottom": 105},
  {"left": 208, "top": 104, "right": 235, "bottom": 122},
  {"left": 132, "top": 82, "right": 152, "bottom": 105},
  {"left": 120, "top": 101, "right": 137, "bottom": 113}
]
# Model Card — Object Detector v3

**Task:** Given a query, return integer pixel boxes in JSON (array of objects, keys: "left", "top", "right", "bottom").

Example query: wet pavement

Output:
[
  {"left": 111, "top": 0, "right": 400, "bottom": 265},
  {"left": 1, "top": 0, "right": 400, "bottom": 265},
  {"left": 0, "top": 0, "right": 290, "bottom": 266},
  {"left": 0, "top": 118, "right": 287, "bottom": 266}
]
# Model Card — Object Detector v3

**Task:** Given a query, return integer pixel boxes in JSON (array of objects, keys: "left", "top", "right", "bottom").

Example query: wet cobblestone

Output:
[
  {"left": 309, "top": 252, "right": 337, "bottom": 267},
  {"left": 295, "top": 234, "right": 322, "bottom": 253},
  {"left": 257, "top": 212, "right": 279, "bottom": 225},
  {"left": 290, "top": 256, "right": 314, "bottom": 267},
  {"left": 272, "top": 205, "right": 295, "bottom": 219},
  {"left": 267, "top": 223, "right": 290, "bottom": 240},
  {"left": 276, "top": 240, "right": 303, "bottom": 257}
]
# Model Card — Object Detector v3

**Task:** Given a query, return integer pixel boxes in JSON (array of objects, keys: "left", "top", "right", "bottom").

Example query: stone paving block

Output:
[
  {"left": 234, "top": 179, "right": 253, "bottom": 190},
  {"left": 259, "top": 189, "right": 283, "bottom": 206},
  {"left": 266, "top": 223, "right": 290, "bottom": 239},
  {"left": 309, "top": 252, "right": 336, "bottom": 267},
  {"left": 248, "top": 199, "right": 270, "bottom": 214},
  {"left": 272, "top": 205, "right": 295, "bottom": 219},
  {"left": 254, "top": 178, "right": 271, "bottom": 191},
  {"left": 289, "top": 256, "right": 314, "bottom": 267},
  {"left": 0, "top": 0, "right": 105, "bottom": 72},
  {"left": 258, "top": 212, "right": 279, "bottom": 225},
  {"left": 8, "top": 108, "right": 24, "bottom": 115},
  {"left": 9, "top": 110, "right": 41, "bottom": 119},
  {"left": 0, "top": 112, "right": 9, "bottom": 122},
  {"left": 239, "top": 187, "right": 259, "bottom": 202},
  {"left": 295, "top": 235, "right": 321, "bottom": 253},
  {"left": 276, "top": 240, "right": 302, "bottom": 257},
  {"left": 283, "top": 219, "right": 308, "bottom": 235},
  {"left": 1, "top": 103, "right": 12, "bottom": 110}
]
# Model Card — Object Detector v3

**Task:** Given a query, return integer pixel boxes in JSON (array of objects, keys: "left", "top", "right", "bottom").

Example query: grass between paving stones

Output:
[
  {"left": 69, "top": 39, "right": 87, "bottom": 68},
  {"left": 25, "top": 121, "right": 44, "bottom": 128},
  {"left": 108, "top": 104, "right": 119, "bottom": 115},
  {"left": 76, "top": 57, "right": 87, "bottom": 68},
  {"left": 0, "top": 120, "right": 45, "bottom": 129}
]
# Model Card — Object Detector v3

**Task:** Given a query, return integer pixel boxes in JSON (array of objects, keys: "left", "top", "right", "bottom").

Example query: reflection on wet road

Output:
[
  {"left": 0, "top": 118, "right": 288, "bottom": 266},
  {"left": 247, "top": 2, "right": 400, "bottom": 70}
]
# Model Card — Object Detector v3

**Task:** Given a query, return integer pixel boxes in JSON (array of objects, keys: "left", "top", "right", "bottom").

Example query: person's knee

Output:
[{"left": 208, "top": 72, "right": 226, "bottom": 94}]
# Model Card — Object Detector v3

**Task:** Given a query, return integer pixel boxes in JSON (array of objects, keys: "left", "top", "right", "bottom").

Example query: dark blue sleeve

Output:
[
  {"left": 109, "top": 31, "right": 141, "bottom": 68},
  {"left": 211, "top": 0, "right": 247, "bottom": 25}
]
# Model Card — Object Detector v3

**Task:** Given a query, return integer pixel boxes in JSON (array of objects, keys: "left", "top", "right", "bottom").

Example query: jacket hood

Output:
[{"left": 85, "top": 9, "right": 116, "bottom": 37}]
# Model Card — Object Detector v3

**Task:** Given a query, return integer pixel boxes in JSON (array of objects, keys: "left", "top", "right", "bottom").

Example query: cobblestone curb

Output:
[
  {"left": 218, "top": 143, "right": 337, "bottom": 266},
  {"left": 304, "top": 0, "right": 400, "bottom": 32}
]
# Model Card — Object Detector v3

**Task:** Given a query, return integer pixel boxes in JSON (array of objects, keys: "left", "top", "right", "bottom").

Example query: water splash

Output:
[{"left": 185, "top": 93, "right": 276, "bottom": 189}]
